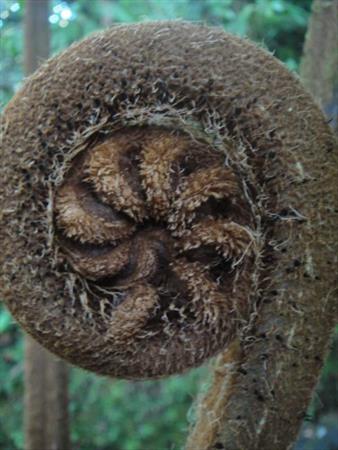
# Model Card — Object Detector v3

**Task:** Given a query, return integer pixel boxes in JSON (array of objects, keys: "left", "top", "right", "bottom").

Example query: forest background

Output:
[{"left": 0, "top": 1, "right": 337, "bottom": 449}]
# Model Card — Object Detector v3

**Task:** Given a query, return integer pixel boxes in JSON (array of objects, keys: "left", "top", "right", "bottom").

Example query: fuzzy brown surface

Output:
[{"left": 0, "top": 22, "right": 336, "bottom": 386}]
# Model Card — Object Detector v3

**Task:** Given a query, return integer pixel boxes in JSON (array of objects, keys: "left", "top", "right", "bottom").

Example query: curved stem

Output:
[{"left": 185, "top": 2, "right": 338, "bottom": 448}]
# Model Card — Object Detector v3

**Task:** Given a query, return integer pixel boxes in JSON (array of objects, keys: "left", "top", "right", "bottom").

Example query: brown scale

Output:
[{"left": 54, "top": 126, "right": 256, "bottom": 366}]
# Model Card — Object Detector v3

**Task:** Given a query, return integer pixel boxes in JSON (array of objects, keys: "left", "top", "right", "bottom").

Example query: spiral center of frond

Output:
[{"left": 54, "top": 127, "right": 256, "bottom": 372}]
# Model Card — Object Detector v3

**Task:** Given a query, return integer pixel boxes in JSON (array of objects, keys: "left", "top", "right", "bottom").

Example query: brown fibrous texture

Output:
[{"left": 0, "top": 22, "right": 336, "bottom": 381}]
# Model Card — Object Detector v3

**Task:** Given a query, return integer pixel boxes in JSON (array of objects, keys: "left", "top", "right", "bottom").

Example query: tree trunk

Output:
[
  {"left": 25, "top": 338, "right": 71, "bottom": 450},
  {"left": 101, "top": 0, "right": 114, "bottom": 27},
  {"left": 24, "top": 0, "right": 50, "bottom": 75},
  {"left": 24, "top": 337, "right": 48, "bottom": 450},
  {"left": 24, "top": 2, "right": 70, "bottom": 449},
  {"left": 185, "top": 1, "right": 338, "bottom": 449},
  {"left": 46, "top": 357, "right": 71, "bottom": 450},
  {"left": 300, "top": 0, "right": 338, "bottom": 132}
]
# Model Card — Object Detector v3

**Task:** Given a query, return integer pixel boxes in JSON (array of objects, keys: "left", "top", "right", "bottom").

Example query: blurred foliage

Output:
[
  {"left": 0, "top": 0, "right": 337, "bottom": 449},
  {"left": 69, "top": 366, "right": 208, "bottom": 450}
]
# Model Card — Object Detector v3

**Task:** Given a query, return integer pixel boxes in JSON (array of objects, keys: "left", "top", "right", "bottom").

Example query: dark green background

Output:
[{"left": 0, "top": 1, "right": 337, "bottom": 449}]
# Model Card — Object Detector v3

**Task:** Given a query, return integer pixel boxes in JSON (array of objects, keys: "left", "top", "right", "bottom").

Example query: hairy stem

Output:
[{"left": 185, "top": 2, "right": 338, "bottom": 448}]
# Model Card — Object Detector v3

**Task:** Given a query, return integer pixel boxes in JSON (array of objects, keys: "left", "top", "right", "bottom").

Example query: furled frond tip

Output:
[
  {"left": 85, "top": 137, "right": 148, "bottom": 222},
  {"left": 1, "top": 22, "right": 334, "bottom": 381},
  {"left": 55, "top": 182, "right": 135, "bottom": 244}
]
